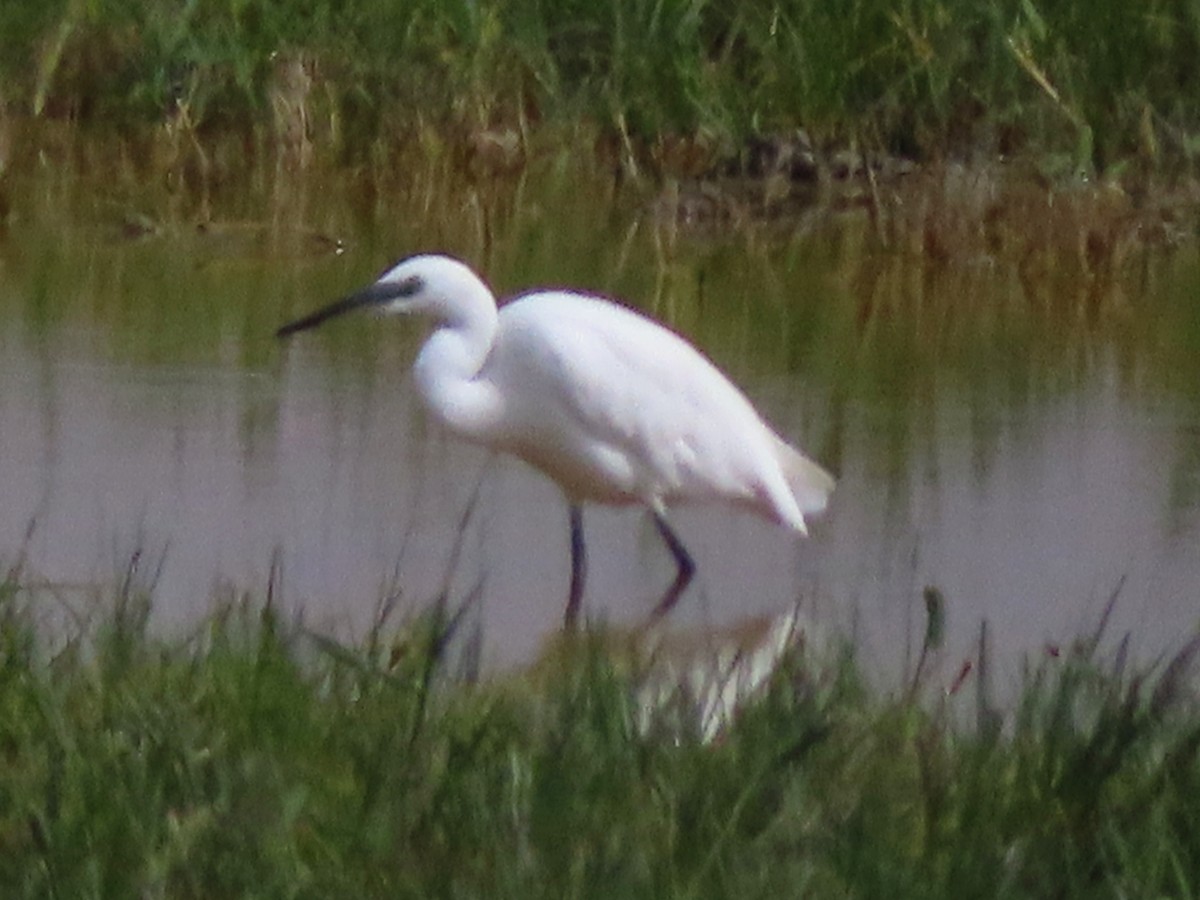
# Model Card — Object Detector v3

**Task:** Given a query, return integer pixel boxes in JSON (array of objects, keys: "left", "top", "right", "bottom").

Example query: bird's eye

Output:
[{"left": 396, "top": 275, "right": 424, "bottom": 297}]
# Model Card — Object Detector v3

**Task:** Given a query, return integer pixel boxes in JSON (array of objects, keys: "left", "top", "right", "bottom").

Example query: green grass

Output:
[
  {"left": 1, "top": 566, "right": 1198, "bottom": 898},
  {"left": 1, "top": 0, "right": 1199, "bottom": 174}
]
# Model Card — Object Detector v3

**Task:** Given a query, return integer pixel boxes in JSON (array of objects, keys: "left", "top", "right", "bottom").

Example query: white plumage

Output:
[{"left": 278, "top": 254, "right": 834, "bottom": 625}]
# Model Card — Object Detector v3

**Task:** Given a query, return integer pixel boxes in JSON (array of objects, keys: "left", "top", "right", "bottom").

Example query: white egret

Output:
[{"left": 277, "top": 254, "right": 834, "bottom": 626}]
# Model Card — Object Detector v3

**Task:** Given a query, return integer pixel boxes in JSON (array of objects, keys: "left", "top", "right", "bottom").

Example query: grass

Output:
[
  {"left": 1, "top": 0, "right": 1199, "bottom": 176},
  {"left": 1, "top": 562, "right": 1198, "bottom": 898},
  {"left": 1, "top": 8, "right": 1197, "bottom": 895}
]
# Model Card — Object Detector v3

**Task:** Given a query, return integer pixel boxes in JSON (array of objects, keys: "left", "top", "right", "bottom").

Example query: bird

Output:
[{"left": 276, "top": 254, "right": 834, "bottom": 627}]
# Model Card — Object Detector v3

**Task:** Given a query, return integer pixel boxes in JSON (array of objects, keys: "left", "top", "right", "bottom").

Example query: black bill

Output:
[{"left": 276, "top": 280, "right": 415, "bottom": 339}]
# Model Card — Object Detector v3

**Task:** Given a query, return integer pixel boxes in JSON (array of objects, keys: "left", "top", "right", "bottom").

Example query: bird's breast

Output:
[{"left": 502, "top": 431, "right": 645, "bottom": 506}]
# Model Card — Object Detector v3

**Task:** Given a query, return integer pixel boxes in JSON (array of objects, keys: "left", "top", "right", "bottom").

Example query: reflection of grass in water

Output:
[
  {"left": 1, "top": 0, "right": 1199, "bottom": 172},
  {"left": 5, "top": 144, "right": 1197, "bottom": 496},
  {"left": 1, "top": 557, "right": 1199, "bottom": 897}
]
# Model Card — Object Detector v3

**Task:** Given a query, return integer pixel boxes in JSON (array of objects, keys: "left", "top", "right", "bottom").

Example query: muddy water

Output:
[{"left": 1, "top": 158, "right": 1198, "bottom": 683}]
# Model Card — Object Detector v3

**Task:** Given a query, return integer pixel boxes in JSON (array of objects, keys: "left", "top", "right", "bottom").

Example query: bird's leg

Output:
[
  {"left": 648, "top": 509, "right": 695, "bottom": 622},
  {"left": 564, "top": 504, "right": 587, "bottom": 629}
]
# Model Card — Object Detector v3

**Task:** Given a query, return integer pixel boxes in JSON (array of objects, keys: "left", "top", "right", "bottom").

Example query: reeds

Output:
[
  {"left": 2, "top": 0, "right": 1198, "bottom": 174},
  {"left": 0, "top": 559, "right": 1197, "bottom": 898}
]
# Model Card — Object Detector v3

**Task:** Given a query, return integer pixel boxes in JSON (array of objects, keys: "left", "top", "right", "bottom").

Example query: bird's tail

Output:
[{"left": 774, "top": 436, "right": 835, "bottom": 523}]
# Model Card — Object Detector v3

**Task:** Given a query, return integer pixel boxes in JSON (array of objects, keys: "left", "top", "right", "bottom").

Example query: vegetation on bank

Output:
[
  {"left": 1, "top": 566, "right": 1198, "bottom": 898},
  {"left": 0, "top": 0, "right": 1199, "bottom": 176}
]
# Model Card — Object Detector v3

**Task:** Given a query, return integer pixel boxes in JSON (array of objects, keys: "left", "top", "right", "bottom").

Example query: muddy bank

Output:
[{"left": 0, "top": 114, "right": 1196, "bottom": 281}]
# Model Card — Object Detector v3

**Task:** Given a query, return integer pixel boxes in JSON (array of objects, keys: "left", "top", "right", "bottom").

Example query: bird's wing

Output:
[{"left": 491, "top": 293, "right": 778, "bottom": 505}]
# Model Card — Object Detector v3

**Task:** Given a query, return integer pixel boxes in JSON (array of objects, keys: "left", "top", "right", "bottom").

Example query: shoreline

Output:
[{"left": 2, "top": 113, "right": 1196, "bottom": 281}]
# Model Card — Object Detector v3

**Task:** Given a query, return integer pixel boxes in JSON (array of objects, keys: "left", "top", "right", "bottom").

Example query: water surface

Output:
[{"left": 1, "top": 158, "right": 1198, "bottom": 684}]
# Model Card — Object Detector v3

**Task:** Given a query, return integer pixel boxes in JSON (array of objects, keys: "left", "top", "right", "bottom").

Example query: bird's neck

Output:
[{"left": 412, "top": 302, "right": 504, "bottom": 442}]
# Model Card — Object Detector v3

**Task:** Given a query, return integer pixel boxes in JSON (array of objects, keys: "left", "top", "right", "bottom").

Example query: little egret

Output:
[{"left": 276, "top": 254, "right": 834, "bottom": 626}]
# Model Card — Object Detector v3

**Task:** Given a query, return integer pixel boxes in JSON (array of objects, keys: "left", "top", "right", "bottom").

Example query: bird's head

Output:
[{"left": 276, "top": 254, "right": 492, "bottom": 338}]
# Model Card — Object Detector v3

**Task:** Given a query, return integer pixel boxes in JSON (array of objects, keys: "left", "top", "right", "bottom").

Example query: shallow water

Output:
[{"left": 1, "top": 155, "right": 1198, "bottom": 684}]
